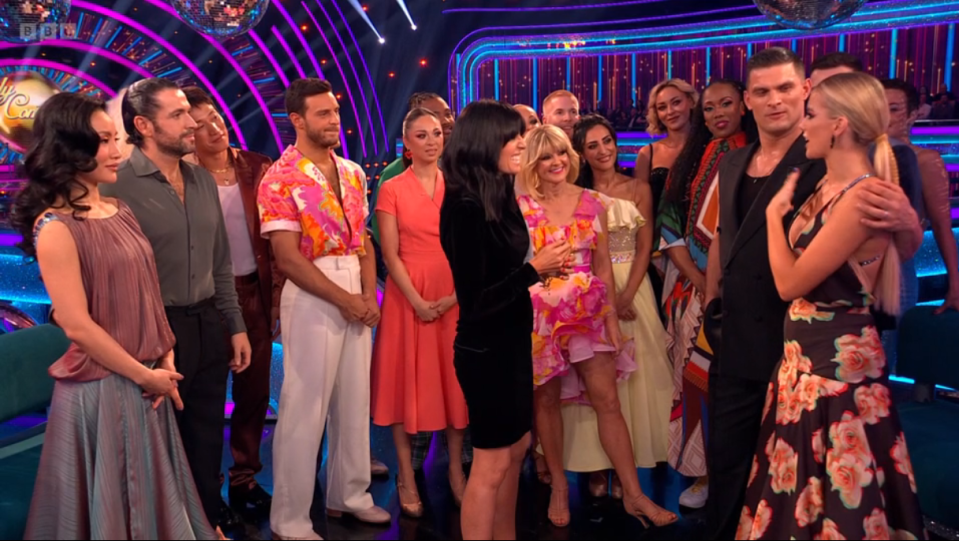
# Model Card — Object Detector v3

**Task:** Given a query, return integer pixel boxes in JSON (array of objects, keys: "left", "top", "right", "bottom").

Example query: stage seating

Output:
[
  {"left": 896, "top": 306, "right": 959, "bottom": 534},
  {"left": 0, "top": 324, "right": 69, "bottom": 425}
]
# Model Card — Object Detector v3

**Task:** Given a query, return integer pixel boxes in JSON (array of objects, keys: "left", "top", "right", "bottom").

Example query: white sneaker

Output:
[{"left": 678, "top": 481, "right": 708, "bottom": 509}]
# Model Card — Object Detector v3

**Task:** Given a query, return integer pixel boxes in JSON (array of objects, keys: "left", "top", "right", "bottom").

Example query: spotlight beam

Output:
[
  {"left": 394, "top": 0, "right": 416, "bottom": 29},
  {"left": 343, "top": 0, "right": 385, "bottom": 43}
]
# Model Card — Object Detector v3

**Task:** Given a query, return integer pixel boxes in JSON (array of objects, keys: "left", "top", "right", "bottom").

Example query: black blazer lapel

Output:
[
  {"left": 720, "top": 142, "right": 756, "bottom": 245},
  {"left": 727, "top": 136, "right": 813, "bottom": 264}
]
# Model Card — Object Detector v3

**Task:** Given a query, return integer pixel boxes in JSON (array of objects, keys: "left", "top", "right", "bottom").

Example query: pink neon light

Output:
[
  {"left": 144, "top": 0, "right": 281, "bottom": 153},
  {"left": 0, "top": 58, "right": 117, "bottom": 97},
  {"left": 249, "top": 30, "right": 290, "bottom": 87},
  {"left": 271, "top": 26, "right": 307, "bottom": 79},
  {"left": 301, "top": 2, "right": 368, "bottom": 156},
  {"left": 273, "top": 1, "right": 350, "bottom": 159},
  {"left": 0, "top": 39, "right": 153, "bottom": 79},
  {"left": 71, "top": 0, "right": 249, "bottom": 150}
]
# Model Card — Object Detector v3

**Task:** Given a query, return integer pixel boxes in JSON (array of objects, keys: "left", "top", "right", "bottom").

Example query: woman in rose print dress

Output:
[{"left": 736, "top": 72, "right": 924, "bottom": 540}]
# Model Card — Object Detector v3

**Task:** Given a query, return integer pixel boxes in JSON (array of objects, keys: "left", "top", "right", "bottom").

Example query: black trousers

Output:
[
  {"left": 166, "top": 298, "right": 230, "bottom": 527},
  {"left": 706, "top": 370, "right": 769, "bottom": 540}
]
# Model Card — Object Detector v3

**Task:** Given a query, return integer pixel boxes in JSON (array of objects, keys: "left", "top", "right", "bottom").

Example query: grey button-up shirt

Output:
[{"left": 101, "top": 147, "right": 246, "bottom": 335}]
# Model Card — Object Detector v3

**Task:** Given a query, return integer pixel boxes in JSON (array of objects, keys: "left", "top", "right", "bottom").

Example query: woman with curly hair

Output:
[{"left": 12, "top": 92, "right": 215, "bottom": 540}]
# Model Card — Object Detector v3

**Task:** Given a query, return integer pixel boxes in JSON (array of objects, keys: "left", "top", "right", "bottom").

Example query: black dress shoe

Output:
[
  {"left": 218, "top": 498, "right": 243, "bottom": 531},
  {"left": 230, "top": 483, "right": 273, "bottom": 515}
]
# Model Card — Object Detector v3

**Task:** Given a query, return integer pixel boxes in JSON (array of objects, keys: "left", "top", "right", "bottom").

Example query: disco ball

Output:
[
  {"left": 753, "top": 0, "right": 866, "bottom": 31},
  {"left": 0, "top": 1, "right": 72, "bottom": 43},
  {"left": 172, "top": 0, "right": 271, "bottom": 38}
]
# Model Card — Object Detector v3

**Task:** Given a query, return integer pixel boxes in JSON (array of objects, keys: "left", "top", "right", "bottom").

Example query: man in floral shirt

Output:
[{"left": 258, "top": 78, "right": 389, "bottom": 540}]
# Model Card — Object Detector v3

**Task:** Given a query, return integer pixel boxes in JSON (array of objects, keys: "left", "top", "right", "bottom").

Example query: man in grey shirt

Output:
[{"left": 102, "top": 78, "right": 251, "bottom": 535}]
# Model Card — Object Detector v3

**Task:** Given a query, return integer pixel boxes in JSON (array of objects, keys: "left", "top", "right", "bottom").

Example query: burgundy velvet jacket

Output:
[{"left": 234, "top": 149, "right": 283, "bottom": 330}]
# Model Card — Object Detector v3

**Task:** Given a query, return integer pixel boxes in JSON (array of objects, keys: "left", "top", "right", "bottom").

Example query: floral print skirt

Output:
[{"left": 736, "top": 301, "right": 926, "bottom": 540}]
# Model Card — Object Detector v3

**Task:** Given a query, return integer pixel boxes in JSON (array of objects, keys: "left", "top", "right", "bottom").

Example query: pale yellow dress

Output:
[{"left": 559, "top": 197, "right": 673, "bottom": 470}]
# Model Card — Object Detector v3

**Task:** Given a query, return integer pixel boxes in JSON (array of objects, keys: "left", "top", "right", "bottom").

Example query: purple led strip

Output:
[
  {"left": 272, "top": 26, "right": 307, "bottom": 79},
  {"left": 71, "top": 0, "right": 249, "bottom": 150},
  {"left": 445, "top": 0, "right": 720, "bottom": 13},
  {"left": 446, "top": 5, "right": 753, "bottom": 109},
  {"left": 328, "top": 0, "right": 387, "bottom": 151},
  {"left": 0, "top": 58, "right": 116, "bottom": 97},
  {"left": 303, "top": 1, "right": 369, "bottom": 156},
  {"left": 0, "top": 39, "right": 153, "bottom": 79},
  {"left": 249, "top": 29, "right": 291, "bottom": 87},
  {"left": 144, "top": 0, "right": 281, "bottom": 153},
  {"left": 912, "top": 126, "right": 959, "bottom": 136},
  {"left": 272, "top": 1, "right": 349, "bottom": 159}
]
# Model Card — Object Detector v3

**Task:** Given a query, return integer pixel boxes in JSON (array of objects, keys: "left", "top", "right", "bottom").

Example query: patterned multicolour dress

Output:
[
  {"left": 659, "top": 132, "right": 747, "bottom": 477},
  {"left": 736, "top": 178, "right": 925, "bottom": 540},
  {"left": 517, "top": 189, "right": 636, "bottom": 402}
]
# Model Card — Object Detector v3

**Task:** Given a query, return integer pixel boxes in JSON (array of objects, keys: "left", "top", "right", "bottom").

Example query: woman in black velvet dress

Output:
[{"left": 440, "top": 100, "right": 570, "bottom": 540}]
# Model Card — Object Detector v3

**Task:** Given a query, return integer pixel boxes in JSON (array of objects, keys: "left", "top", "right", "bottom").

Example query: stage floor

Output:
[{"left": 0, "top": 421, "right": 706, "bottom": 540}]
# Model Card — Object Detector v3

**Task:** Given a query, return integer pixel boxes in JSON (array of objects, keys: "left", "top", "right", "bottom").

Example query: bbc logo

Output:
[{"left": 19, "top": 23, "right": 78, "bottom": 42}]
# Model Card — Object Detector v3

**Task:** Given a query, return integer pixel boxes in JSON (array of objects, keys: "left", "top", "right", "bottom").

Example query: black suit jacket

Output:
[{"left": 716, "top": 136, "right": 826, "bottom": 382}]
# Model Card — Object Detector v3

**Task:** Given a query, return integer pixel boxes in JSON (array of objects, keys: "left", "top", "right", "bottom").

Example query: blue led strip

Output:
[
  {"left": 891, "top": 28, "right": 899, "bottom": 77},
  {"left": 494, "top": 60, "right": 500, "bottom": 100},
  {"left": 839, "top": 33, "right": 846, "bottom": 51},
  {"left": 532, "top": 59, "right": 539, "bottom": 109},
  {"left": 705, "top": 47, "right": 711, "bottom": 84},
  {"left": 947, "top": 24, "right": 956, "bottom": 90},
  {"left": 667, "top": 50, "right": 672, "bottom": 79},
  {"left": 598, "top": 55, "right": 603, "bottom": 106},
  {"left": 631, "top": 53, "right": 637, "bottom": 100},
  {"left": 566, "top": 56, "right": 572, "bottom": 90}
]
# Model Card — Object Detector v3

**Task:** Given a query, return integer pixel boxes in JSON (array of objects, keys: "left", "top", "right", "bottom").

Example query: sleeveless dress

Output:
[
  {"left": 559, "top": 197, "right": 672, "bottom": 470},
  {"left": 517, "top": 190, "right": 636, "bottom": 403},
  {"left": 647, "top": 143, "right": 670, "bottom": 315},
  {"left": 659, "top": 133, "right": 747, "bottom": 477},
  {"left": 736, "top": 179, "right": 925, "bottom": 540},
  {"left": 24, "top": 202, "right": 215, "bottom": 540},
  {"left": 371, "top": 167, "right": 468, "bottom": 433}
]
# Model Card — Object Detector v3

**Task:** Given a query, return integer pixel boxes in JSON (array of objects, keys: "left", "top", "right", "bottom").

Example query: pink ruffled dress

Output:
[{"left": 517, "top": 189, "right": 636, "bottom": 403}]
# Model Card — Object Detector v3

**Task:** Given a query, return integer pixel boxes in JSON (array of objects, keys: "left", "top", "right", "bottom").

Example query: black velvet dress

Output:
[{"left": 440, "top": 189, "right": 541, "bottom": 449}]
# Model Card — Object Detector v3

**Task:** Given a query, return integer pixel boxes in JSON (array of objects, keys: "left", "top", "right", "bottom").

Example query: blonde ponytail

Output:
[
  {"left": 871, "top": 133, "right": 901, "bottom": 316},
  {"left": 816, "top": 73, "right": 903, "bottom": 316}
]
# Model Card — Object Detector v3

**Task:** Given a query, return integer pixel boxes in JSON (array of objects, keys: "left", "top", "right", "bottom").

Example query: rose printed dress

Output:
[
  {"left": 518, "top": 189, "right": 636, "bottom": 403},
  {"left": 736, "top": 184, "right": 925, "bottom": 540}
]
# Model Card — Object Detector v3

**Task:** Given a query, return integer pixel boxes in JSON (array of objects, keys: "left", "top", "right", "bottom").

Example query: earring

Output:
[{"left": 830, "top": 135, "right": 836, "bottom": 149}]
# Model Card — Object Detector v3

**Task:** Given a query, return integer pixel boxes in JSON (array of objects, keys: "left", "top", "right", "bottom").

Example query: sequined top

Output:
[
  {"left": 34, "top": 201, "right": 176, "bottom": 382},
  {"left": 606, "top": 197, "right": 647, "bottom": 264}
]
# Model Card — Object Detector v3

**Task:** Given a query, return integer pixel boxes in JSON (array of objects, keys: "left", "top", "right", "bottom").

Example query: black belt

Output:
[{"left": 165, "top": 297, "right": 216, "bottom": 316}]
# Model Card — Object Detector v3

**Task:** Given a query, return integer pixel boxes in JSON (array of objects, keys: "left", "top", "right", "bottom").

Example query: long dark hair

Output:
[
  {"left": 663, "top": 79, "right": 755, "bottom": 227},
  {"left": 440, "top": 100, "right": 525, "bottom": 221},
  {"left": 11, "top": 93, "right": 108, "bottom": 257},
  {"left": 571, "top": 114, "right": 620, "bottom": 190}
]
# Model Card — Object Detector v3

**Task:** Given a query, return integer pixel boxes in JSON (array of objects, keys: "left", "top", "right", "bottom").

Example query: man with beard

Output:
[
  {"left": 102, "top": 78, "right": 252, "bottom": 537},
  {"left": 542, "top": 89, "right": 581, "bottom": 138},
  {"left": 258, "top": 78, "right": 389, "bottom": 540}
]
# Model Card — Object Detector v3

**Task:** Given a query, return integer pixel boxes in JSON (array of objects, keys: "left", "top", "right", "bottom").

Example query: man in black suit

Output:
[{"left": 703, "top": 47, "right": 924, "bottom": 540}]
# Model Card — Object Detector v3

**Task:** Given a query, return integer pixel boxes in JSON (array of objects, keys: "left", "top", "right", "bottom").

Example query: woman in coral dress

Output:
[
  {"left": 516, "top": 125, "right": 676, "bottom": 530},
  {"left": 737, "top": 73, "right": 923, "bottom": 540},
  {"left": 371, "top": 109, "right": 468, "bottom": 517}
]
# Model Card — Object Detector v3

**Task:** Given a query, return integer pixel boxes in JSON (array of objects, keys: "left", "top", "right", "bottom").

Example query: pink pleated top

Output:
[{"left": 34, "top": 200, "right": 176, "bottom": 382}]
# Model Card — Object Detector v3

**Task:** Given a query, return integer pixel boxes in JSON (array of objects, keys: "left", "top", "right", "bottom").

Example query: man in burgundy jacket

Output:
[{"left": 184, "top": 87, "right": 281, "bottom": 529}]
